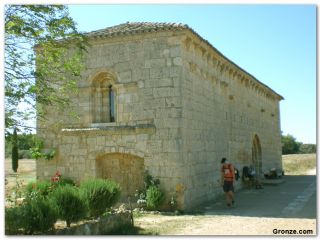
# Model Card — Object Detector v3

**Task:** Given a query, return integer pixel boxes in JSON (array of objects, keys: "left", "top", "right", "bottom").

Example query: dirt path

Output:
[
  {"left": 306, "top": 168, "right": 316, "bottom": 175},
  {"left": 134, "top": 214, "right": 316, "bottom": 235},
  {"left": 135, "top": 172, "right": 317, "bottom": 235}
]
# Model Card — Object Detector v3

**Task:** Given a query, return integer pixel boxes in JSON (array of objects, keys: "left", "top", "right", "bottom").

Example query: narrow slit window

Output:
[{"left": 109, "top": 85, "right": 115, "bottom": 122}]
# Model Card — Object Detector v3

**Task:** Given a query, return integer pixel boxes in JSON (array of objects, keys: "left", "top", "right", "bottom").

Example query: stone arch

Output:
[
  {"left": 252, "top": 134, "right": 262, "bottom": 175},
  {"left": 90, "top": 71, "right": 118, "bottom": 123},
  {"left": 95, "top": 152, "right": 145, "bottom": 199}
]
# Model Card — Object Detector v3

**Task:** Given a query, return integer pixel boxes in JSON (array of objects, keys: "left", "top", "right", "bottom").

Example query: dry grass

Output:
[
  {"left": 282, "top": 154, "right": 317, "bottom": 175},
  {"left": 5, "top": 158, "right": 36, "bottom": 201}
]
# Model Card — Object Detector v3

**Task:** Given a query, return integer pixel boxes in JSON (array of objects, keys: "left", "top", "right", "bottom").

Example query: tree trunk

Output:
[{"left": 11, "top": 128, "right": 19, "bottom": 173}]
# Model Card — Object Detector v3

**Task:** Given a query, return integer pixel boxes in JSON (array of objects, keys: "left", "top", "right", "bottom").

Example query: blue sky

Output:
[{"left": 68, "top": 4, "right": 316, "bottom": 144}]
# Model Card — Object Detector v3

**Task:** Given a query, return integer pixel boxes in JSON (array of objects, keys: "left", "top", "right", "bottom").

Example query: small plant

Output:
[
  {"left": 19, "top": 197, "right": 58, "bottom": 234},
  {"left": 146, "top": 185, "right": 165, "bottom": 210},
  {"left": 5, "top": 206, "right": 23, "bottom": 234},
  {"left": 135, "top": 170, "right": 164, "bottom": 210},
  {"left": 168, "top": 195, "right": 177, "bottom": 211},
  {"left": 50, "top": 185, "right": 87, "bottom": 227},
  {"left": 29, "top": 136, "right": 56, "bottom": 160},
  {"left": 6, "top": 176, "right": 25, "bottom": 207},
  {"left": 29, "top": 137, "right": 44, "bottom": 160},
  {"left": 50, "top": 170, "right": 75, "bottom": 187},
  {"left": 80, "top": 179, "right": 121, "bottom": 218},
  {"left": 44, "top": 149, "right": 56, "bottom": 160},
  {"left": 143, "top": 170, "right": 160, "bottom": 189},
  {"left": 25, "top": 180, "right": 53, "bottom": 199},
  {"left": 25, "top": 171, "right": 75, "bottom": 200},
  {"left": 135, "top": 190, "right": 147, "bottom": 208}
]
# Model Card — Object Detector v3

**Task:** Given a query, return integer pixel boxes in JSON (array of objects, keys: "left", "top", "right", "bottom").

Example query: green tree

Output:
[
  {"left": 299, "top": 144, "right": 317, "bottom": 154},
  {"left": 11, "top": 128, "right": 19, "bottom": 172},
  {"left": 281, "top": 134, "right": 301, "bottom": 154},
  {"left": 5, "top": 5, "right": 87, "bottom": 134},
  {"left": 17, "top": 133, "right": 35, "bottom": 150}
]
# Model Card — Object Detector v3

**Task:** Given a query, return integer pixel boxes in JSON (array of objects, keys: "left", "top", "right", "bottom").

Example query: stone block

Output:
[
  {"left": 145, "top": 59, "right": 166, "bottom": 68},
  {"left": 119, "top": 70, "right": 132, "bottom": 83},
  {"left": 162, "top": 139, "right": 182, "bottom": 153},
  {"left": 157, "top": 78, "right": 173, "bottom": 87},
  {"left": 169, "top": 66, "right": 181, "bottom": 77},
  {"left": 173, "top": 57, "right": 183, "bottom": 66},
  {"left": 170, "top": 46, "right": 181, "bottom": 57},
  {"left": 150, "top": 67, "right": 170, "bottom": 79},
  {"left": 138, "top": 80, "right": 144, "bottom": 88},
  {"left": 167, "top": 36, "right": 181, "bottom": 46},
  {"left": 147, "top": 140, "right": 162, "bottom": 153},
  {"left": 153, "top": 87, "right": 175, "bottom": 98}
]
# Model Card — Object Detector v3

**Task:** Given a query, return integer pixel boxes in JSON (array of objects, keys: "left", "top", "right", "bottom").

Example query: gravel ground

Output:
[
  {"left": 134, "top": 214, "right": 316, "bottom": 235},
  {"left": 5, "top": 156, "right": 316, "bottom": 235},
  {"left": 135, "top": 167, "right": 317, "bottom": 236}
]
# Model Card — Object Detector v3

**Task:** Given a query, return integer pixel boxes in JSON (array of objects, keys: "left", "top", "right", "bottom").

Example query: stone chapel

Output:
[{"left": 37, "top": 22, "right": 283, "bottom": 210}]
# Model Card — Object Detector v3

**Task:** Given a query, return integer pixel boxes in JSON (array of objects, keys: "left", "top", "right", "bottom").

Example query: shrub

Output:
[
  {"left": 146, "top": 185, "right": 165, "bottom": 210},
  {"left": 25, "top": 180, "right": 53, "bottom": 198},
  {"left": 18, "top": 150, "right": 32, "bottom": 159},
  {"left": 5, "top": 206, "right": 23, "bottom": 234},
  {"left": 19, "top": 197, "right": 58, "bottom": 234},
  {"left": 143, "top": 170, "right": 160, "bottom": 189},
  {"left": 135, "top": 171, "right": 163, "bottom": 210},
  {"left": 50, "top": 185, "right": 87, "bottom": 227},
  {"left": 80, "top": 179, "right": 121, "bottom": 218},
  {"left": 58, "top": 177, "right": 76, "bottom": 186}
]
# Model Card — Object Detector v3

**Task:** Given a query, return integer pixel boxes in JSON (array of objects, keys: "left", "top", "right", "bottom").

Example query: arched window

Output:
[
  {"left": 91, "top": 72, "right": 116, "bottom": 123},
  {"left": 109, "top": 85, "right": 115, "bottom": 122}
]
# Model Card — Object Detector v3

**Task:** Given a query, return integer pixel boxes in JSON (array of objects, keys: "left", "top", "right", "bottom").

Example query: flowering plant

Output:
[{"left": 51, "top": 171, "right": 61, "bottom": 183}]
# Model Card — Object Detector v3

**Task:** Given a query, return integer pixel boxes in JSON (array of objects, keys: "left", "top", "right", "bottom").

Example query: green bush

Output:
[
  {"left": 80, "top": 179, "right": 121, "bottom": 218},
  {"left": 19, "top": 197, "right": 58, "bottom": 234},
  {"left": 146, "top": 185, "right": 165, "bottom": 210},
  {"left": 50, "top": 185, "right": 87, "bottom": 227},
  {"left": 18, "top": 150, "right": 32, "bottom": 159},
  {"left": 5, "top": 206, "right": 23, "bottom": 234},
  {"left": 52, "top": 177, "right": 75, "bottom": 187},
  {"left": 25, "top": 180, "right": 53, "bottom": 198}
]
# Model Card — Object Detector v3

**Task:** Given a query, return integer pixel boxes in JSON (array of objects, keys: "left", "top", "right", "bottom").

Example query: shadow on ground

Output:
[{"left": 190, "top": 175, "right": 316, "bottom": 219}]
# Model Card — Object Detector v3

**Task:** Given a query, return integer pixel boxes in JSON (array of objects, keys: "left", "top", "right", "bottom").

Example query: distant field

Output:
[
  {"left": 282, "top": 153, "right": 317, "bottom": 175},
  {"left": 5, "top": 158, "right": 36, "bottom": 201}
]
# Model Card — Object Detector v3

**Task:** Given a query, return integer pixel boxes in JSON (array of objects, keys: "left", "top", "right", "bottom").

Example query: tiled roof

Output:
[{"left": 86, "top": 22, "right": 188, "bottom": 38}]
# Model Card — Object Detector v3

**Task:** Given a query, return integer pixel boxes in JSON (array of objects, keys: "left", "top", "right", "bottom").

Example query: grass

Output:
[{"left": 282, "top": 153, "right": 316, "bottom": 175}]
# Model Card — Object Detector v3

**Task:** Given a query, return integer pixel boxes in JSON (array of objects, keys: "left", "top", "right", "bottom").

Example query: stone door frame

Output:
[{"left": 252, "top": 134, "right": 262, "bottom": 175}]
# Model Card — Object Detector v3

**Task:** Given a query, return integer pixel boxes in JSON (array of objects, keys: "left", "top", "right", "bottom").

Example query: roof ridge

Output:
[{"left": 85, "top": 21, "right": 188, "bottom": 37}]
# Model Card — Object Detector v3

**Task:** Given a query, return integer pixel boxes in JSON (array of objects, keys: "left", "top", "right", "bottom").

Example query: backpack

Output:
[{"left": 222, "top": 164, "right": 234, "bottom": 181}]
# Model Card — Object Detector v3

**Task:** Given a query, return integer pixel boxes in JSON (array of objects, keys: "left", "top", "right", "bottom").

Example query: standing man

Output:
[{"left": 220, "top": 157, "right": 235, "bottom": 207}]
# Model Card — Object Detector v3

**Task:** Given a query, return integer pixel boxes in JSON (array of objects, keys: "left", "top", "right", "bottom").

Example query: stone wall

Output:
[
  {"left": 37, "top": 28, "right": 282, "bottom": 210},
  {"left": 48, "top": 213, "right": 132, "bottom": 235},
  {"left": 37, "top": 31, "right": 187, "bottom": 208},
  {"left": 179, "top": 33, "right": 282, "bottom": 209}
]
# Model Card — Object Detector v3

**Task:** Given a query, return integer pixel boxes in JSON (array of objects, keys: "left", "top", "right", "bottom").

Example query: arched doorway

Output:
[
  {"left": 252, "top": 134, "right": 262, "bottom": 175},
  {"left": 96, "top": 153, "right": 145, "bottom": 200}
]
